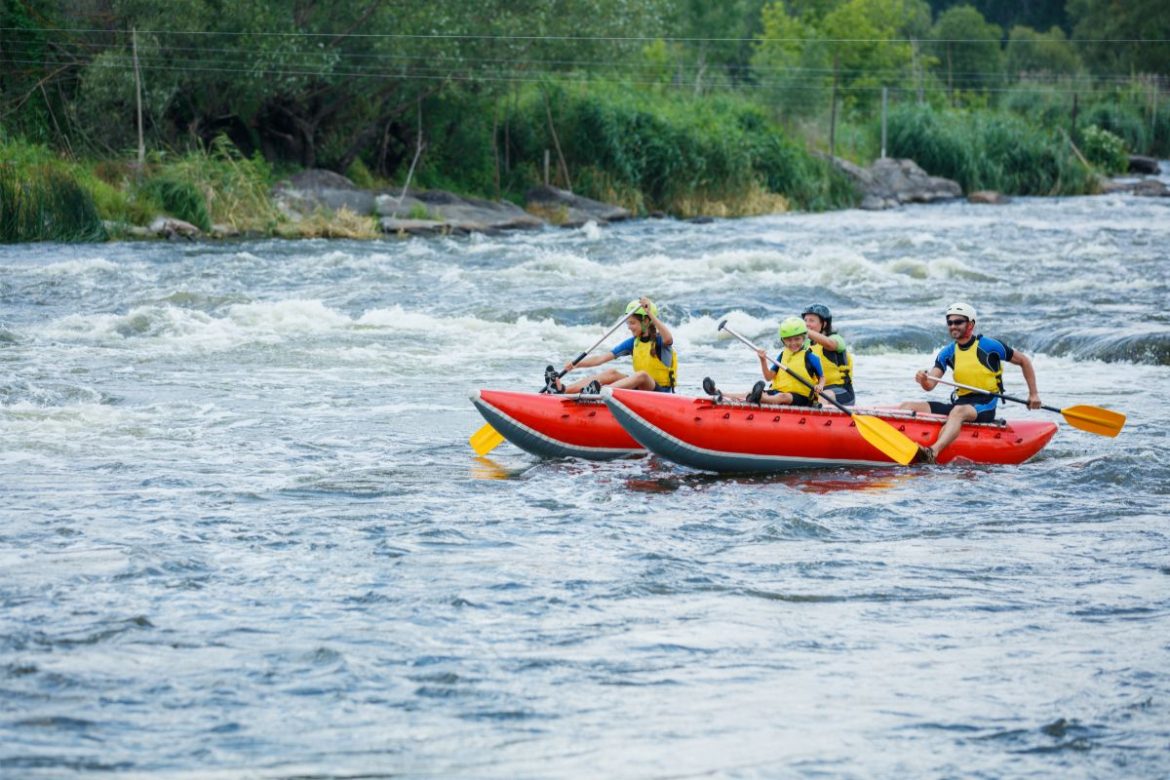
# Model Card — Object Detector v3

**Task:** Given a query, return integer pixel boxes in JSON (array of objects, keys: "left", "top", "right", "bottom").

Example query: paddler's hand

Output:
[
  {"left": 916, "top": 370, "right": 938, "bottom": 391},
  {"left": 639, "top": 296, "right": 655, "bottom": 319},
  {"left": 562, "top": 360, "right": 576, "bottom": 374},
  {"left": 1027, "top": 392, "right": 1042, "bottom": 410},
  {"left": 756, "top": 348, "right": 769, "bottom": 362}
]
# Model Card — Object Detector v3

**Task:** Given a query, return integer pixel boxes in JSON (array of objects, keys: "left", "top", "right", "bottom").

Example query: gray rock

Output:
[
  {"left": 524, "top": 185, "right": 632, "bottom": 227},
  {"left": 1128, "top": 155, "right": 1161, "bottom": 175},
  {"left": 273, "top": 168, "right": 633, "bottom": 237},
  {"left": 376, "top": 191, "right": 543, "bottom": 234},
  {"left": 1098, "top": 178, "right": 1135, "bottom": 195},
  {"left": 1133, "top": 179, "right": 1169, "bottom": 197},
  {"left": 282, "top": 169, "right": 359, "bottom": 190},
  {"left": 967, "top": 190, "right": 1011, "bottom": 205},
  {"left": 149, "top": 216, "right": 201, "bottom": 240},
  {"left": 379, "top": 218, "right": 449, "bottom": 237},
  {"left": 211, "top": 223, "right": 243, "bottom": 239},
  {"left": 829, "top": 156, "right": 962, "bottom": 210},
  {"left": 273, "top": 170, "right": 373, "bottom": 216}
]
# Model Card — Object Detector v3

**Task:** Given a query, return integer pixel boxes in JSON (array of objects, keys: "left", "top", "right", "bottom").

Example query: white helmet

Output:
[{"left": 945, "top": 302, "right": 976, "bottom": 321}]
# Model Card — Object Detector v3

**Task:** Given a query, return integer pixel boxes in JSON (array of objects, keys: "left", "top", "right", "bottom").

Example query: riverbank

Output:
[{"left": 2, "top": 123, "right": 1166, "bottom": 244}]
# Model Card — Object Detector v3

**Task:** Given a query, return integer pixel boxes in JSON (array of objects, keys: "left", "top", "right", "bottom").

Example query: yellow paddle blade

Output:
[
  {"left": 1061, "top": 404, "right": 1126, "bottom": 438},
  {"left": 469, "top": 423, "right": 506, "bottom": 455},
  {"left": 853, "top": 414, "right": 919, "bottom": 466}
]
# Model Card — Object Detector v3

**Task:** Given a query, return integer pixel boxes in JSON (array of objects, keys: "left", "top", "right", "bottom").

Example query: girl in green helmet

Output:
[
  {"left": 710, "top": 316, "right": 824, "bottom": 406},
  {"left": 554, "top": 296, "right": 677, "bottom": 394}
]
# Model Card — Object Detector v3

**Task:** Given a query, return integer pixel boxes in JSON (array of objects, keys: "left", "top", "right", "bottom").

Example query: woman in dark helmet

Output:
[{"left": 802, "top": 304, "right": 855, "bottom": 405}]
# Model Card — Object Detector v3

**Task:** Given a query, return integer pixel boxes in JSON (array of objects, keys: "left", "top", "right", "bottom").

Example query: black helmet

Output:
[{"left": 802, "top": 304, "right": 832, "bottom": 323}]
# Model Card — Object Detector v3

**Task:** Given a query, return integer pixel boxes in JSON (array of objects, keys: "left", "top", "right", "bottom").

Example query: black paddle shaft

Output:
[
  {"left": 540, "top": 314, "right": 630, "bottom": 393},
  {"left": 928, "top": 375, "right": 1055, "bottom": 413},
  {"left": 559, "top": 352, "right": 588, "bottom": 379}
]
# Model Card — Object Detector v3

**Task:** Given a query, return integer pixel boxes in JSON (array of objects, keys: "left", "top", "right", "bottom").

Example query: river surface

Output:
[{"left": 2, "top": 189, "right": 1169, "bottom": 778}]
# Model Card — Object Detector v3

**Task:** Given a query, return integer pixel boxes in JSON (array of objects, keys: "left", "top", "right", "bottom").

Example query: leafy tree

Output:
[
  {"left": 821, "top": 0, "right": 927, "bottom": 109},
  {"left": 926, "top": 1, "right": 1068, "bottom": 34},
  {"left": 666, "top": 0, "right": 760, "bottom": 91},
  {"left": 752, "top": 1, "right": 829, "bottom": 120},
  {"left": 754, "top": 0, "right": 929, "bottom": 118},
  {"left": 1004, "top": 25, "right": 1082, "bottom": 78},
  {"left": 928, "top": 5, "right": 1004, "bottom": 104},
  {"left": 1068, "top": 0, "right": 1170, "bottom": 75}
]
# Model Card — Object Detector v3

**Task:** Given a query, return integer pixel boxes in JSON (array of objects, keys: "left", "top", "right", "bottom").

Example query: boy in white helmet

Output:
[{"left": 900, "top": 302, "right": 1041, "bottom": 464}]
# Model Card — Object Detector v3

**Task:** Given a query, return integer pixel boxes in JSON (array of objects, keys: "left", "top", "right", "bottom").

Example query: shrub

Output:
[
  {"left": 492, "top": 82, "right": 848, "bottom": 214},
  {"left": 142, "top": 176, "right": 212, "bottom": 231},
  {"left": 1078, "top": 125, "right": 1129, "bottom": 174},
  {"left": 0, "top": 163, "right": 107, "bottom": 242},
  {"left": 887, "top": 104, "right": 1097, "bottom": 195}
]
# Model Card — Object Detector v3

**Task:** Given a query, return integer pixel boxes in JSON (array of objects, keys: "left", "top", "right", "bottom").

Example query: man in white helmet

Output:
[{"left": 900, "top": 302, "right": 1041, "bottom": 464}]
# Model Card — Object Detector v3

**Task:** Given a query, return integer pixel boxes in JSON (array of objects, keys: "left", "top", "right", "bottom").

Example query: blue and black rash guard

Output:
[
  {"left": 934, "top": 334, "right": 1013, "bottom": 399},
  {"left": 612, "top": 335, "right": 677, "bottom": 390}
]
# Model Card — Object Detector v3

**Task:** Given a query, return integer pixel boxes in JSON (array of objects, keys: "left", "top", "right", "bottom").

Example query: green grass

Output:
[
  {"left": 0, "top": 159, "right": 107, "bottom": 243},
  {"left": 886, "top": 104, "right": 1098, "bottom": 195},
  {"left": 484, "top": 82, "right": 855, "bottom": 214}
]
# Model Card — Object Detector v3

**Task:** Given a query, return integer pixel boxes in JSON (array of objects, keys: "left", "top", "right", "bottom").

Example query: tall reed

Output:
[
  {"left": 887, "top": 105, "right": 1098, "bottom": 195},
  {"left": 0, "top": 164, "right": 106, "bottom": 242}
]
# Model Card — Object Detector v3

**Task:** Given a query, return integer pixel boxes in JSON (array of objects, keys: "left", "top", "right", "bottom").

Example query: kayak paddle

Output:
[
  {"left": 718, "top": 320, "right": 919, "bottom": 466},
  {"left": 469, "top": 312, "right": 631, "bottom": 455},
  {"left": 925, "top": 375, "right": 1126, "bottom": 438}
]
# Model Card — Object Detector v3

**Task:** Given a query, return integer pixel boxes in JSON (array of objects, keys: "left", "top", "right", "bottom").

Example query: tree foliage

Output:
[
  {"left": 1, "top": 0, "right": 1167, "bottom": 204},
  {"left": 1005, "top": 25, "right": 1082, "bottom": 77},
  {"left": 928, "top": 5, "right": 1004, "bottom": 102},
  {"left": 1068, "top": 0, "right": 1170, "bottom": 75}
]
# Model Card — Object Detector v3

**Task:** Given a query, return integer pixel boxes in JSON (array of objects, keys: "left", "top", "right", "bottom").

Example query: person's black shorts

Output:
[
  {"left": 823, "top": 384, "right": 855, "bottom": 406},
  {"left": 765, "top": 389, "right": 816, "bottom": 407},
  {"left": 928, "top": 393, "right": 998, "bottom": 423}
]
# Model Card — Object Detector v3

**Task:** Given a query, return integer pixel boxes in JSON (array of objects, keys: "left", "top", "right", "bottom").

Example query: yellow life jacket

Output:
[
  {"left": 770, "top": 346, "right": 818, "bottom": 399},
  {"left": 811, "top": 335, "right": 853, "bottom": 387},
  {"left": 632, "top": 336, "right": 678, "bottom": 389},
  {"left": 952, "top": 336, "right": 1004, "bottom": 395}
]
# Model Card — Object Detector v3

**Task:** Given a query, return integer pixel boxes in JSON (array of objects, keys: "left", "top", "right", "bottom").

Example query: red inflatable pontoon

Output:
[
  {"left": 603, "top": 387, "right": 1058, "bottom": 472},
  {"left": 471, "top": 389, "right": 644, "bottom": 460}
]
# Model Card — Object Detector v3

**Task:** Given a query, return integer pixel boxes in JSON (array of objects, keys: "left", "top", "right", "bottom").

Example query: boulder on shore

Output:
[
  {"left": 968, "top": 190, "right": 1010, "bottom": 205},
  {"left": 828, "top": 156, "right": 962, "bottom": 210},
  {"left": 524, "top": 185, "right": 632, "bottom": 227},
  {"left": 273, "top": 170, "right": 375, "bottom": 217},
  {"left": 273, "top": 169, "right": 635, "bottom": 236},
  {"left": 1128, "top": 155, "right": 1161, "bottom": 175},
  {"left": 148, "top": 216, "right": 201, "bottom": 240},
  {"left": 376, "top": 190, "right": 543, "bottom": 235},
  {"left": 1133, "top": 179, "right": 1170, "bottom": 197}
]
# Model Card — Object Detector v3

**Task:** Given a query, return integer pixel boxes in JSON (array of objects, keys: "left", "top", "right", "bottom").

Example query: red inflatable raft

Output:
[
  {"left": 471, "top": 389, "right": 643, "bottom": 460},
  {"left": 603, "top": 387, "right": 1058, "bottom": 472}
]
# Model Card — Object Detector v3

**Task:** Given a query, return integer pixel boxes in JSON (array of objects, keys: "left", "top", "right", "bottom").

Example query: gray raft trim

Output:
[{"left": 471, "top": 390, "right": 644, "bottom": 461}]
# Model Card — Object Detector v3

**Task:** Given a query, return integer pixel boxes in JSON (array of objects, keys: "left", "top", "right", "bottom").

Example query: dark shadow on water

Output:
[{"left": 622, "top": 462, "right": 918, "bottom": 495}]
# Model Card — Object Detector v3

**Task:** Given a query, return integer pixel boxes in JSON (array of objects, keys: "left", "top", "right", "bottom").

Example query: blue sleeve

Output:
[
  {"left": 769, "top": 353, "right": 781, "bottom": 373},
  {"left": 611, "top": 337, "right": 635, "bottom": 358},
  {"left": 934, "top": 343, "right": 956, "bottom": 372},
  {"left": 807, "top": 352, "right": 823, "bottom": 379},
  {"left": 980, "top": 335, "right": 1012, "bottom": 362}
]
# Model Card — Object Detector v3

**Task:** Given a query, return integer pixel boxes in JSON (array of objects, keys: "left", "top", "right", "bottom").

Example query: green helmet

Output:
[
  {"left": 778, "top": 316, "right": 808, "bottom": 339},
  {"left": 625, "top": 299, "right": 658, "bottom": 318}
]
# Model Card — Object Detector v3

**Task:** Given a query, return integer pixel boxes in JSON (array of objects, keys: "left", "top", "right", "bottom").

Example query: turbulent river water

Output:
[{"left": 3, "top": 188, "right": 1169, "bottom": 778}]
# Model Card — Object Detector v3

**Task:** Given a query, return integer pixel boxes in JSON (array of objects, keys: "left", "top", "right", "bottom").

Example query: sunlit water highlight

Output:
[{"left": 2, "top": 190, "right": 1169, "bottom": 778}]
